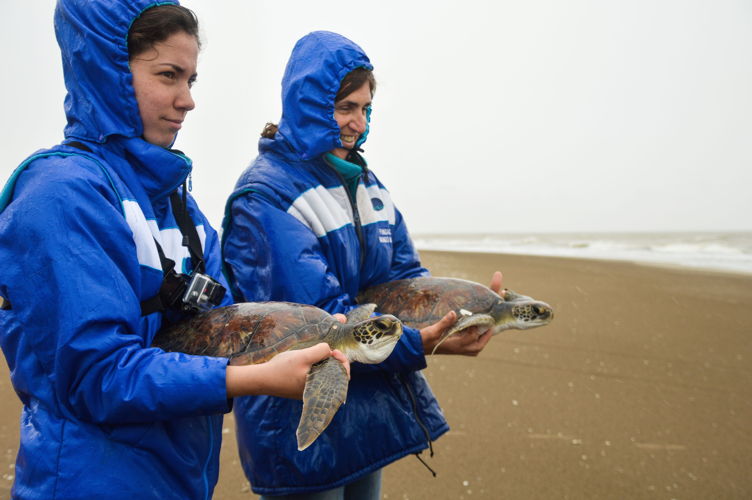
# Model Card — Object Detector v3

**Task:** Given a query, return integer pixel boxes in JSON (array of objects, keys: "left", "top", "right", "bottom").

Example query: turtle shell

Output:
[
  {"left": 153, "top": 302, "right": 339, "bottom": 365},
  {"left": 357, "top": 277, "right": 500, "bottom": 329}
]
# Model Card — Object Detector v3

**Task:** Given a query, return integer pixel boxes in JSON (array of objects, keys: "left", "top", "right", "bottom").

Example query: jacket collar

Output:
[{"left": 109, "top": 136, "right": 192, "bottom": 202}]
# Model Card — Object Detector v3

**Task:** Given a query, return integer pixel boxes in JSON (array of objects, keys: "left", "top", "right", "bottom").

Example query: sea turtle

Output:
[
  {"left": 357, "top": 277, "right": 553, "bottom": 354},
  {"left": 152, "top": 301, "right": 402, "bottom": 451}
]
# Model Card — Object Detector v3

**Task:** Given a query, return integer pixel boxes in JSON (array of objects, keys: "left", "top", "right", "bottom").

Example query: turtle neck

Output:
[{"left": 324, "top": 152, "right": 362, "bottom": 199}]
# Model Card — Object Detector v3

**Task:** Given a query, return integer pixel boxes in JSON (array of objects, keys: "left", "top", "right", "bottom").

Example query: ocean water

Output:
[{"left": 412, "top": 232, "right": 752, "bottom": 276}]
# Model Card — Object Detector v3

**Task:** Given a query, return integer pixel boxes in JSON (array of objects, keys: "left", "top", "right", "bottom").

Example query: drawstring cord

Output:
[
  {"left": 414, "top": 451, "right": 437, "bottom": 477},
  {"left": 400, "top": 373, "right": 438, "bottom": 477}
]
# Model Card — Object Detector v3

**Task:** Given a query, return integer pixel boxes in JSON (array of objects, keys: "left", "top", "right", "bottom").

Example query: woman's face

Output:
[
  {"left": 331, "top": 81, "right": 372, "bottom": 160},
  {"left": 130, "top": 31, "right": 198, "bottom": 148}
]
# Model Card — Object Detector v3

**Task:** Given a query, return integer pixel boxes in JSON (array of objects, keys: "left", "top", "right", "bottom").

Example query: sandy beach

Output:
[{"left": 2, "top": 250, "right": 751, "bottom": 499}]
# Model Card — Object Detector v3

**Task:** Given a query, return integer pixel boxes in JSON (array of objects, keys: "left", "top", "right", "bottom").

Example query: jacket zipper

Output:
[{"left": 326, "top": 164, "right": 367, "bottom": 270}]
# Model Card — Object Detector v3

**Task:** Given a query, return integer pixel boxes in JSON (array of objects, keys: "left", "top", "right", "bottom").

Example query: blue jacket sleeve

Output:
[
  {"left": 222, "top": 190, "right": 273, "bottom": 303},
  {"left": 0, "top": 159, "right": 230, "bottom": 425},
  {"left": 223, "top": 192, "right": 427, "bottom": 373}
]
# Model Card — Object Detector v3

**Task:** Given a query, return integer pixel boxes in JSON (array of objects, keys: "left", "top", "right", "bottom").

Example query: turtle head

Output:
[
  {"left": 490, "top": 290, "right": 554, "bottom": 333},
  {"left": 344, "top": 314, "right": 403, "bottom": 364}
]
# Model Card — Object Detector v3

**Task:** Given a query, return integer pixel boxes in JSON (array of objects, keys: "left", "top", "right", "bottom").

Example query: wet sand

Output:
[{"left": 2, "top": 251, "right": 752, "bottom": 499}]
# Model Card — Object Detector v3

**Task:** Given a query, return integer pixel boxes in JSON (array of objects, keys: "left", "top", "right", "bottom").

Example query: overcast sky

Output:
[{"left": 2, "top": 0, "right": 751, "bottom": 234}]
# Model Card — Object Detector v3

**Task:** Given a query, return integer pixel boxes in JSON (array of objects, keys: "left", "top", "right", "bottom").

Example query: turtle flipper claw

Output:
[{"left": 296, "top": 357, "right": 349, "bottom": 451}]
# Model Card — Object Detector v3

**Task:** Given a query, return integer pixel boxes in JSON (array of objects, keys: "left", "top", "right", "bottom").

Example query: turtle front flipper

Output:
[
  {"left": 296, "top": 356, "right": 349, "bottom": 451},
  {"left": 502, "top": 289, "right": 533, "bottom": 302},
  {"left": 431, "top": 313, "right": 496, "bottom": 355},
  {"left": 345, "top": 303, "right": 377, "bottom": 323}
]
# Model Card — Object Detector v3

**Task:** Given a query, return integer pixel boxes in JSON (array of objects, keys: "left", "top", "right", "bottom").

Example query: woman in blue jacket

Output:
[
  {"left": 223, "top": 31, "right": 500, "bottom": 499},
  {"left": 0, "top": 3, "right": 346, "bottom": 499}
]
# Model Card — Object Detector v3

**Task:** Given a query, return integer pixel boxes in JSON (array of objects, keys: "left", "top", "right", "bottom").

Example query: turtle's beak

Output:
[{"left": 512, "top": 301, "right": 554, "bottom": 327}]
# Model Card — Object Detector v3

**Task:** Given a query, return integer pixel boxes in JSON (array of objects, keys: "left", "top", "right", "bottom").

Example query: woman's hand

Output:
[
  {"left": 420, "top": 310, "right": 494, "bottom": 356},
  {"left": 226, "top": 343, "right": 350, "bottom": 399},
  {"left": 419, "top": 270, "right": 504, "bottom": 356}
]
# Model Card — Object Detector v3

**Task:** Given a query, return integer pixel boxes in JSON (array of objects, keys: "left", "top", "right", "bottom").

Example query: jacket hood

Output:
[
  {"left": 54, "top": 0, "right": 179, "bottom": 142},
  {"left": 277, "top": 31, "right": 373, "bottom": 161}
]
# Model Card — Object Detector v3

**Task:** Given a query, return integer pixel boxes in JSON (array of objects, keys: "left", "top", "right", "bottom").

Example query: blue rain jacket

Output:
[
  {"left": 222, "top": 31, "right": 449, "bottom": 495},
  {"left": 0, "top": 1, "right": 233, "bottom": 498}
]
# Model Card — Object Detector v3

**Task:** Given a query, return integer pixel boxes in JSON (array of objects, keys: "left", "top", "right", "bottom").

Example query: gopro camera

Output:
[
  {"left": 158, "top": 268, "right": 226, "bottom": 314},
  {"left": 181, "top": 272, "right": 226, "bottom": 313}
]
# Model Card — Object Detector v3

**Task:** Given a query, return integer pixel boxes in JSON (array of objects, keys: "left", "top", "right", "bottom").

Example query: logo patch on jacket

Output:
[
  {"left": 371, "top": 197, "right": 384, "bottom": 211},
  {"left": 378, "top": 227, "right": 392, "bottom": 243}
]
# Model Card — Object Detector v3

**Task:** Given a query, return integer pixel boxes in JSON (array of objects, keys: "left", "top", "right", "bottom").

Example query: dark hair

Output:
[
  {"left": 335, "top": 67, "right": 376, "bottom": 103},
  {"left": 260, "top": 67, "right": 377, "bottom": 139},
  {"left": 127, "top": 4, "right": 200, "bottom": 59},
  {"left": 260, "top": 122, "right": 279, "bottom": 139}
]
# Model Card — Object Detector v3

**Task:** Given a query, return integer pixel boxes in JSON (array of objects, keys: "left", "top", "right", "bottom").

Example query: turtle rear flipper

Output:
[
  {"left": 296, "top": 357, "right": 349, "bottom": 451},
  {"left": 431, "top": 313, "right": 496, "bottom": 355}
]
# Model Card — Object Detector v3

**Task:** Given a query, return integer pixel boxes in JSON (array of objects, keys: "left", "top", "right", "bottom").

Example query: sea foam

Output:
[{"left": 413, "top": 232, "right": 752, "bottom": 275}]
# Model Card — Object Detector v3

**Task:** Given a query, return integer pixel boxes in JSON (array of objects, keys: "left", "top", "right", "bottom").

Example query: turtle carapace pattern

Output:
[{"left": 153, "top": 301, "right": 402, "bottom": 450}]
